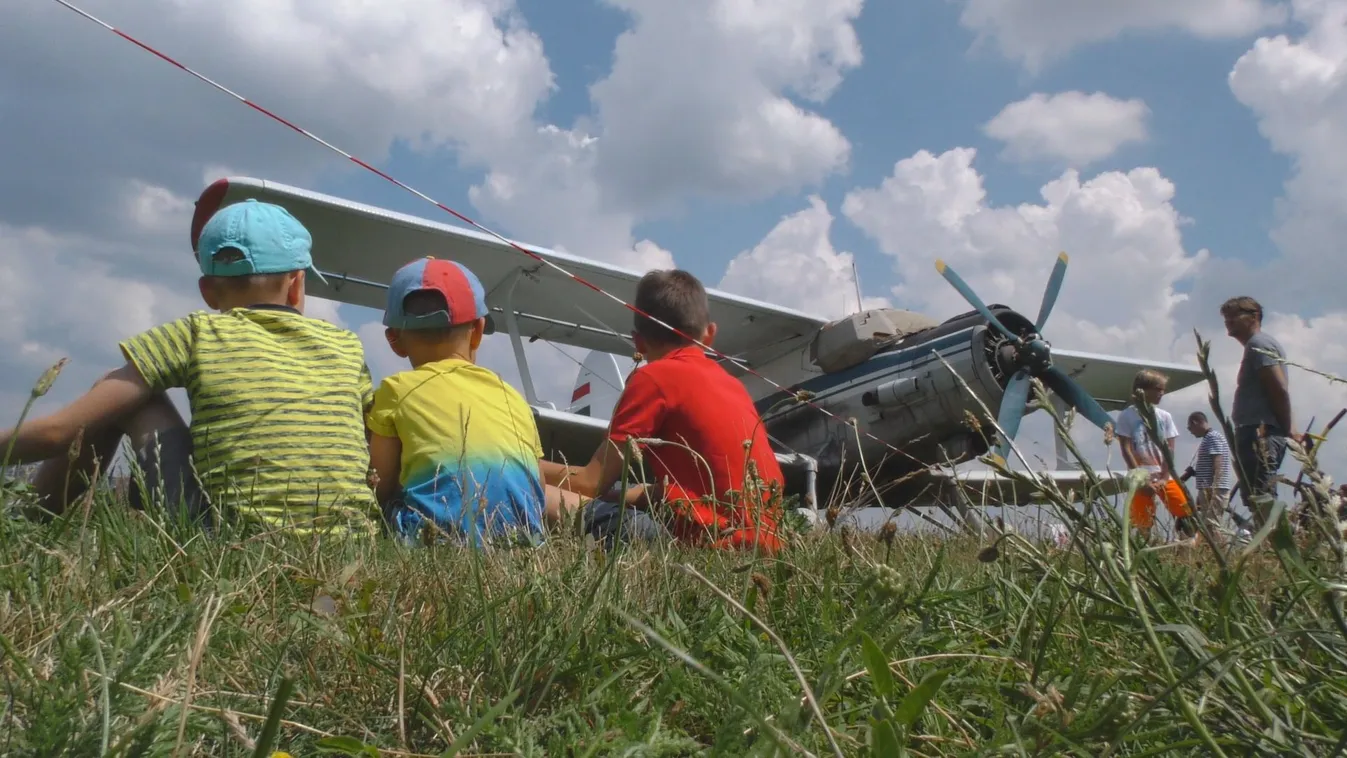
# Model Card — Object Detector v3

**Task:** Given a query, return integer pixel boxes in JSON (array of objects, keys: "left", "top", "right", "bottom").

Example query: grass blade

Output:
[
  {"left": 251, "top": 676, "right": 295, "bottom": 758},
  {"left": 892, "top": 668, "right": 950, "bottom": 734}
]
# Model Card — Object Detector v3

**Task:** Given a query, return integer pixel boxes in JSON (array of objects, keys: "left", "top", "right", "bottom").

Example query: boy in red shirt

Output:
[{"left": 541, "top": 269, "right": 786, "bottom": 553}]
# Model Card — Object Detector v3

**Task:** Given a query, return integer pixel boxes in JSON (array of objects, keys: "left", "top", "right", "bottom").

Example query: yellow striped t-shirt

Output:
[{"left": 119, "top": 305, "right": 380, "bottom": 536}]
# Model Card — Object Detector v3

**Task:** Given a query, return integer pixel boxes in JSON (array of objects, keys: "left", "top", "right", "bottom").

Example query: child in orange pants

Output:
[
  {"left": 1128, "top": 477, "right": 1192, "bottom": 532},
  {"left": 1117, "top": 369, "right": 1194, "bottom": 537}
]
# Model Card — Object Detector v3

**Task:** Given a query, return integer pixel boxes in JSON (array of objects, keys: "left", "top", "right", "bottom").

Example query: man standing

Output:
[
  {"left": 1221, "top": 296, "right": 1297, "bottom": 524},
  {"left": 1183, "top": 411, "right": 1234, "bottom": 537}
]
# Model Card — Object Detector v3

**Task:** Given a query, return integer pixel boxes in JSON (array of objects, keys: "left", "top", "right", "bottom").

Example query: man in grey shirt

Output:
[{"left": 1221, "top": 296, "right": 1300, "bottom": 524}]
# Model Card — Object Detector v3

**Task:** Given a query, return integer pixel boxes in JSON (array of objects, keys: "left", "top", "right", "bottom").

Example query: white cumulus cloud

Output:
[
  {"left": 718, "top": 196, "right": 890, "bottom": 321},
  {"left": 0, "top": 222, "right": 200, "bottom": 418},
  {"left": 983, "top": 91, "right": 1151, "bottom": 166},
  {"left": 841, "top": 146, "right": 1207, "bottom": 363},
  {"left": 589, "top": 0, "right": 863, "bottom": 211},
  {"left": 470, "top": 0, "right": 866, "bottom": 266},
  {"left": 1223, "top": 0, "right": 1347, "bottom": 314},
  {"left": 957, "top": 0, "right": 1287, "bottom": 71},
  {"left": 0, "top": 0, "right": 555, "bottom": 237}
]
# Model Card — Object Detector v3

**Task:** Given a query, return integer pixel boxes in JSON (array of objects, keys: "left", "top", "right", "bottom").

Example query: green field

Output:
[{"left": 2, "top": 342, "right": 1346, "bottom": 756}]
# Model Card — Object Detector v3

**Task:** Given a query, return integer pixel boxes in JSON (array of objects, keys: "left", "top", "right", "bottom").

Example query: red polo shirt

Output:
[{"left": 607, "top": 346, "right": 786, "bottom": 553}]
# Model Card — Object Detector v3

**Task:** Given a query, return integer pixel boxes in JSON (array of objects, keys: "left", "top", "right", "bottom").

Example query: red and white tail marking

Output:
[{"left": 568, "top": 351, "right": 627, "bottom": 420}]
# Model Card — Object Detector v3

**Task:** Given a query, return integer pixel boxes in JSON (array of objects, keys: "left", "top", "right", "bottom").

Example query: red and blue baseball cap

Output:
[
  {"left": 384, "top": 256, "right": 488, "bottom": 329},
  {"left": 194, "top": 199, "right": 327, "bottom": 285}
]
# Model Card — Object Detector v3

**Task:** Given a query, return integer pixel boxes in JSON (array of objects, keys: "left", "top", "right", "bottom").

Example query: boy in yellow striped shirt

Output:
[{"left": 0, "top": 199, "right": 380, "bottom": 536}]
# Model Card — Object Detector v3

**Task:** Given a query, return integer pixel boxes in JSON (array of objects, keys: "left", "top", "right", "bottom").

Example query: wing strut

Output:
[
  {"left": 501, "top": 268, "right": 539, "bottom": 405},
  {"left": 1049, "top": 392, "right": 1077, "bottom": 471}
]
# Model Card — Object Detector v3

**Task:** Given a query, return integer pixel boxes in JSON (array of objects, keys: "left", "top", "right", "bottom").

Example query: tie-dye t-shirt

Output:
[{"left": 366, "top": 358, "right": 545, "bottom": 544}]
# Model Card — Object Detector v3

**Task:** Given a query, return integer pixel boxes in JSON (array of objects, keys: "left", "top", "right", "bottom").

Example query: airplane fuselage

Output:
[{"left": 740, "top": 306, "right": 1038, "bottom": 503}]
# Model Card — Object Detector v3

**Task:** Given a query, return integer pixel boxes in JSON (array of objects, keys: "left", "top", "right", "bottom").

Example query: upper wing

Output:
[
  {"left": 195, "top": 177, "right": 828, "bottom": 367},
  {"left": 1051, "top": 348, "right": 1207, "bottom": 411}
]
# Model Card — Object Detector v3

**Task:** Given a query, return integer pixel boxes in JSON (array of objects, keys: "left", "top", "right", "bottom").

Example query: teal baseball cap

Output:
[{"left": 194, "top": 199, "right": 327, "bottom": 284}]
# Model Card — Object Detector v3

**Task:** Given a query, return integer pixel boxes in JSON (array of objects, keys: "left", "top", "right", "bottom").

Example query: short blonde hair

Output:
[{"left": 1133, "top": 369, "right": 1168, "bottom": 392}]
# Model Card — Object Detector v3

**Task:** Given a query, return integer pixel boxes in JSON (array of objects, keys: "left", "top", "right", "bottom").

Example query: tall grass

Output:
[{"left": 1, "top": 331, "right": 1344, "bottom": 756}]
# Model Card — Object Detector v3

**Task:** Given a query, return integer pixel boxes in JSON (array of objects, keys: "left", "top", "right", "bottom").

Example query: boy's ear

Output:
[
  {"left": 286, "top": 271, "right": 305, "bottom": 311},
  {"left": 198, "top": 277, "right": 220, "bottom": 311},
  {"left": 385, "top": 327, "right": 409, "bottom": 358},
  {"left": 470, "top": 318, "right": 486, "bottom": 350},
  {"left": 631, "top": 330, "right": 648, "bottom": 357},
  {"left": 702, "top": 322, "right": 717, "bottom": 346}
]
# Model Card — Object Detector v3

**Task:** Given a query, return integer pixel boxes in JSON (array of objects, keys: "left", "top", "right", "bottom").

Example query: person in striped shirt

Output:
[
  {"left": 1184, "top": 411, "right": 1234, "bottom": 536},
  {"left": 0, "top": 199, "right": 381, "bottom": 537}
]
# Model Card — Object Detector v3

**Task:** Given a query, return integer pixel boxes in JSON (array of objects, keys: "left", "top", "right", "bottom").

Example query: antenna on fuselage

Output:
[{"left": 851, "top": 260, "right": 863, "bottom": 315}]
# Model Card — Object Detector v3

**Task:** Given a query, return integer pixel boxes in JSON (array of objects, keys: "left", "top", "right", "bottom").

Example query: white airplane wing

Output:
[
  {"left": 534, "top": 406, "right": 611, "bottom": 467},
  {"left": 926, "top": 468, "right": 1132, "bottom": 506},
  {"left": 1050, "top": 349, "right": 1208, "bottom": 408},
  {"left": 194, "top": 178, "right": 827, "bottom": 368}
]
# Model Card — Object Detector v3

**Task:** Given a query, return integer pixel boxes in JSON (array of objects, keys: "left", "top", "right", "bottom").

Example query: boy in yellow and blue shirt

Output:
[{"left": 366, "top": 256, "right": 549, "bottom": 545}]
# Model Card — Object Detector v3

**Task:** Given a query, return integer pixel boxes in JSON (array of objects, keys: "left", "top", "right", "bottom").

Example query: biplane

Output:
[{"left": 191, "top": 177, "right": 1206, "bottom": 521}]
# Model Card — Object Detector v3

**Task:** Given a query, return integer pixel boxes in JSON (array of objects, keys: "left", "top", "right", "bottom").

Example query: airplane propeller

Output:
[{"left": 934, "top": 253, "right": 1114, "bottom": 461}]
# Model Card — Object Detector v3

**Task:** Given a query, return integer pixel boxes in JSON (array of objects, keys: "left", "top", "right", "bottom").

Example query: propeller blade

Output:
[
  {"left": 994, "top": 369, "right": 1033, "bottom": 458},
  {"left": 1041, "top": 366, "right": 1114, "bottom": 431},
  {"left": 1035, "top": 252, "right": 1068, "bottom": 332},
  {"left": 934, "top": 260, "right": 1020, "bottom": 342}
]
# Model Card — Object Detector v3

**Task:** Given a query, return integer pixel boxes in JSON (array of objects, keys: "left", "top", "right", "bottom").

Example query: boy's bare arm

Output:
[
  {"left": 541, "top": 439, "right": 631, "bottom": 499},
  {"left": 0, "top": 362, "right": 154, "bottom": 463},
  {"left": 367, "top": 433, "right": 402, "bottom": 505}
]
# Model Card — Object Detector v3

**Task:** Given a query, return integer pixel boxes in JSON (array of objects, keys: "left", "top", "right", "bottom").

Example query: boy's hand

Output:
[
  {"left": 368, "top": 434, "right": 401, "bottom": 505},
  {"left": 606, "top": 482, "right": 661, "bottom": 510}
]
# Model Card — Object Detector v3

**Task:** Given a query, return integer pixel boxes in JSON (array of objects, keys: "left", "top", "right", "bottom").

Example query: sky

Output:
[{"left": 3, "top": 0, "right": 1347, "bottom": 527}]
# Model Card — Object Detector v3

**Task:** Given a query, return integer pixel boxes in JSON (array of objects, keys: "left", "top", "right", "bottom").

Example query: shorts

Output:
[
  {"left": 383, "top": 492, "right": 545, "bottom": 547},
  {"left": 1195, "top": 488, "right": 1231, "bottom": 525},
  {"left": 126, "top": 425, "right": 211, "bottom": 529},
  {"left": 1234, "top": 426, "right": 1289, "bottom": 520},
  {"left": 1129, "top": 477, "right": 1192, "bottom": 531},
  {"left": 580, "top": 499, "right": 668, "bottom": 550}
]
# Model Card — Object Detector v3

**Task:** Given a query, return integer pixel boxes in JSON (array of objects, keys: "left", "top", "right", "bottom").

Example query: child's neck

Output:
[
  {"left": 216, "top": 294, "right": 297, "bottom": 312},
  {"left": 408, "top": 343, "right": 475, "bottom": 369},
  {"left": 643, "top": 341, "right": 697, "bottom": 361}
]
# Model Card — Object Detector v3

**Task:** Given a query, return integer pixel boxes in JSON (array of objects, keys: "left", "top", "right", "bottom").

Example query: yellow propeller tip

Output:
[
  {"left": 935, "top": 259, "right": 946, "bottom": 273},
  {"left": 1058, "top": 251, "right": 1069, "bottom": 263}
]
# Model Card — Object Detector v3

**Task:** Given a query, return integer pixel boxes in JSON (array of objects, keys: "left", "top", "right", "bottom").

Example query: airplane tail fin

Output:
[{"left": 568, "top": 350, "right": 628, "bottom": 421}]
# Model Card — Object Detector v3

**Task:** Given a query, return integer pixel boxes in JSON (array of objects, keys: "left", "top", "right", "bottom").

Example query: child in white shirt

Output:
[{"left": 1115, "top": 369, "right": 1195, "bottom": 538}]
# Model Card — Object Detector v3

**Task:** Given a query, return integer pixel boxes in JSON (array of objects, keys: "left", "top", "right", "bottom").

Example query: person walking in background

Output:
[
  {"left": 1183, "top": 411, "right": 1234, "bottom": 541},
  {"left": 1116, "top": 369, "right": 1195, "bottom": 539},
  {"left": 1221, "top": 296, "right": 1300, "bottom": 525}
]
